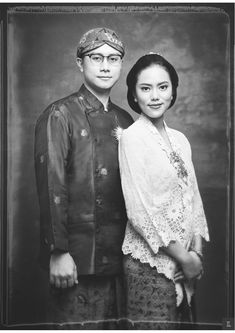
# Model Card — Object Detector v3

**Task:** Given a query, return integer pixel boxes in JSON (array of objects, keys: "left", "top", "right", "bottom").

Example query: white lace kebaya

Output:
[{"left": 118, "top": 114, "right": 209, "bottom": 306}]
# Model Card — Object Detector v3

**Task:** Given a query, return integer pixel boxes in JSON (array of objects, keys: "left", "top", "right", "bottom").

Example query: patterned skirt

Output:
[
  {"left": 123, "top": 254, "right": 182, "bottom": 330},
  {"left": 46, "top": 274, "right": 126, "bottom": 329}
]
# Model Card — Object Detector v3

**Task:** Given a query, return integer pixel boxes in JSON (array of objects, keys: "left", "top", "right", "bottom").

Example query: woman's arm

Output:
[{"left": 162, "top": 240, "right": 203, "bottom": 280}]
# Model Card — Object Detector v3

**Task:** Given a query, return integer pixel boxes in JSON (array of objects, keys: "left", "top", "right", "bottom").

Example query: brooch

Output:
[
  {"left": 169, "top": 151, "right": 188, "bottom": 185},
  {"left": 112, "top": 126, "right": 123, "bottom": 141}
]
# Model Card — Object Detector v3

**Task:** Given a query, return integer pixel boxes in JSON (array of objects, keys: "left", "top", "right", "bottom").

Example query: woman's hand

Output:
[
  {"left": 162, "top": 240, "right": 203, "bottom": 282},
  {"left": 181, "top": 250, "right": 203, "bottom": 280},
  {"left": 174, "top": 269, "right": 185, "bottom": 282}
]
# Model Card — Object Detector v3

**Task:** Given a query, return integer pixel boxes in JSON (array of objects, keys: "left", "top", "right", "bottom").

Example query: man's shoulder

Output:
[
  {"left": 111, "top": 102, "right": 133, "bottom": 124},
  {"left": 36, "top": 91, "right": 82, "bottom": 123},
  {"left": 45, "top": 91, "right": 80, "bottom": 112}
]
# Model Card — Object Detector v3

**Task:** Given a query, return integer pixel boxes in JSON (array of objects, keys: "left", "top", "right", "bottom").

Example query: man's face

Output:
[{"left": 77, "top": 44, "right": 123, "bottom": 94}]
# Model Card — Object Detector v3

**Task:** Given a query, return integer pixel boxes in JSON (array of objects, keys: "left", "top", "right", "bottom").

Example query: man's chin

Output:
[{"left": 94, "top": 81, "right": 117, "bottom": 92}]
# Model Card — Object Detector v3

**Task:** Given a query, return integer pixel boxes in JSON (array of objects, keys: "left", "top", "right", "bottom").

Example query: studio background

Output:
[{"left": 5, "top": 4, "right": 231, "bottom": 328}]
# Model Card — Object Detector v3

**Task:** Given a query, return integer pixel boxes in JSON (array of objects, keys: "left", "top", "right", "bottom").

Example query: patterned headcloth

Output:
[{"left": 76, "top": 27, "right": 125, "bottom": 58}]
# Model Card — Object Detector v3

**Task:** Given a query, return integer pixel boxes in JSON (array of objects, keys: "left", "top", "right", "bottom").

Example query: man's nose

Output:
[{"left": 100, "top": 57, "right": 110, "bottom": 71}]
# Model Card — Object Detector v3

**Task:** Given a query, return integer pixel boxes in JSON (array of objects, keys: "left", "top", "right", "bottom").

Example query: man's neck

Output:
[{"left": 84, "top": 84, "right": 110, "bottom": 111}]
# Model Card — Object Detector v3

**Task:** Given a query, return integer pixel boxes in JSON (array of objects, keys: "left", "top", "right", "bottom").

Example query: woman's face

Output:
[{"left": 135, "top": 64, "right": 173, "bottom": 120}]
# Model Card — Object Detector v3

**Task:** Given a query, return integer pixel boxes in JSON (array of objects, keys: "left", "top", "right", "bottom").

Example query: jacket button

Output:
[
  {"left": 40, "top": 155, "right": 44, "bottom": 163},
  {"left": 100, "top": 168, "right": 108, "bottom": 176},
  {"left": 81, "top": 129, "right": 88, "bottom": 137},
  {"left": 96, "top": 198, "right": 102, "bottom": 205},
  {"left": 102, "top": 256, "right": 108, "bottom": 264},
  {"left": 54, "top": 195, "right": 61, "bottom": 205}
]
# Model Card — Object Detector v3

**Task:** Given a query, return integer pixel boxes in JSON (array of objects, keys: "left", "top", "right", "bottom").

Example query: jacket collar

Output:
[{"left": 78, "top": 84, "right": 112, "bottom": 113}]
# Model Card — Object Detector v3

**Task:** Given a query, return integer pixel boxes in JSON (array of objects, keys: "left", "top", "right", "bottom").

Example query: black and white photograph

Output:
[{"left": 0, "top": 2, "right": 234, "bottom": 330}]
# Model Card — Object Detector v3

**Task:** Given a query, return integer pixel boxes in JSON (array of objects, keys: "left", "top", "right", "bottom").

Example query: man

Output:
[{"left": 34, "top": 27, "right": 133, "bottom": 329}]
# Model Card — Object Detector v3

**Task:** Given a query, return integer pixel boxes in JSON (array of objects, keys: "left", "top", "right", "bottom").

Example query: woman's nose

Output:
[{"left": 151, "top": 89, "right": 159, "bottom": 100}]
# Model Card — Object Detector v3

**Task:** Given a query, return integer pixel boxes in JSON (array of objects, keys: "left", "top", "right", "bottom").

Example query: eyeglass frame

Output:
[{"left": 83, "top": 53, "right": 123, "bottom": 66}]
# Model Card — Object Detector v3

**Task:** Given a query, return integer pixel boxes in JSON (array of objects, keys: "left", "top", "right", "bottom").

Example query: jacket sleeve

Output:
[
  {"left": 34, "top": 105, "right": 71, "bottom": 252},
  {"left": 119, "top": 130, "right": 183, "bottom": 254}
]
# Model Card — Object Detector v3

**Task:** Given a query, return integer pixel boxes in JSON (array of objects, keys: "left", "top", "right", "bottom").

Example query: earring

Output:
[{"left": 134, "top": 98, "right": 137, "bottom": 103}]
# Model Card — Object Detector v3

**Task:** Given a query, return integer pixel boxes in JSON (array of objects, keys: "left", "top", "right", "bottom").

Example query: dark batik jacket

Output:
[{"left": 34, "top": 84, "right": 133, "bottom": 275}]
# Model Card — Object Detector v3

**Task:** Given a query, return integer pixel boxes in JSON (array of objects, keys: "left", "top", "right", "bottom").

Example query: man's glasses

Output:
[{"left": 84, "top": 53, "right": 123, "bottom": 66}]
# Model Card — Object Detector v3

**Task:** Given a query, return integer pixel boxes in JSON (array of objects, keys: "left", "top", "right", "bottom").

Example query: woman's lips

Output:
[{"left": 148, "top": 103, "right": 163, "bottom": 109}]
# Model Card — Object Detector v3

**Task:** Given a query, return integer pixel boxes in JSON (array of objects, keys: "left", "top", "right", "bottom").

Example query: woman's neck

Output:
[
  {"left": 145, "top": 114, "right": 165, "bottom": 132},
  {"left": 144, "top": 113, "right": 172, "bottom": 150}
]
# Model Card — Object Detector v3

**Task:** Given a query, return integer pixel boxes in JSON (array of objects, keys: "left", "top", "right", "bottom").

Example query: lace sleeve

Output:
[
  {"left": 175, "top": 131, "right": 209, "bottom": 242},
  {"left": 119, "top": 130, "right": 184, "bottom": 254},
  {"left": 191, "top": 168, "right": 210, "bottom": 241}
]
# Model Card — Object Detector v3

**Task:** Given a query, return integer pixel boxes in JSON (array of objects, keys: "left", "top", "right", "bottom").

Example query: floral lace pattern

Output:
[
  {"left": 169, "top": 151, "right": 188, "bottom": 185},
  {"left": 118, "top": 114, "right": 209, "bottom": 306}
]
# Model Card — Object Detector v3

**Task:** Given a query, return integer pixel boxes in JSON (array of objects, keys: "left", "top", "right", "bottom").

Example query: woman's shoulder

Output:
[
  {"left": 123, "top": 118, "right": 143, "bottom": 135},
  {"left": 119, "top": 119, "right": 143, "bottom": 145},
  {"left": 168, "top": 126, "right": 192, "bottom": 157},
  {"left": 168, "top": 126, "right": 190, "bottom": 145}
]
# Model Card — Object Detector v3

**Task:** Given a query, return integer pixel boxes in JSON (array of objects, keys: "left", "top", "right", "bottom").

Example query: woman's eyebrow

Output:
[{"left": 138, "top": 81, "right": 169, "bottom": 86}]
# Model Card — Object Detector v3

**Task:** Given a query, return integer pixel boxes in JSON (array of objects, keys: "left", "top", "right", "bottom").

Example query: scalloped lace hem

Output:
[
  {"left": 194, "top": 229, "right": 210, "bottom": 242},
  {"left": 123, "top": 248, "right": 175, "bottom": 280}
]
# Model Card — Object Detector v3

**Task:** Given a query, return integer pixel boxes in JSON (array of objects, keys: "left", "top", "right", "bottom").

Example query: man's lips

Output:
[{"left": 97, "top": 76, "right": 112, "bottom": 79}]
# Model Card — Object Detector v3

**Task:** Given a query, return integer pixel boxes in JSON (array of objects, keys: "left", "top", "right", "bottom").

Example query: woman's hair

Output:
[{"left": 126, "top": 53, "right": 179, "bottom": 114}]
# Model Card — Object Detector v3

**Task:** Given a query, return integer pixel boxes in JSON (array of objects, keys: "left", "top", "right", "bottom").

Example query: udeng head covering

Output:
[{"left": 76, "top": 27, "right": 125, "bottom": 58}]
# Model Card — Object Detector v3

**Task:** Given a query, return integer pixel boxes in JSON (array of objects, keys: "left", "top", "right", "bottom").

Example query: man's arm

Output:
[{"left": 35, "top": 106, "right": 78, "bottom": 288}]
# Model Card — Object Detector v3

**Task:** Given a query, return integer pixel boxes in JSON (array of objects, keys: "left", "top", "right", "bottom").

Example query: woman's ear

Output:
[
  {"left": 133, "top": 92, "right": 137, "bottom": 103},
  {"left": 76, "top": 58, "right": 83, "bottom": 72}
]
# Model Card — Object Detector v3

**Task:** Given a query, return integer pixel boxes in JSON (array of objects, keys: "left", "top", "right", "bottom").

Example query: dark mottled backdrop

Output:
[{"left": 6, "top": 4, "right": 230, "bottom": 328}]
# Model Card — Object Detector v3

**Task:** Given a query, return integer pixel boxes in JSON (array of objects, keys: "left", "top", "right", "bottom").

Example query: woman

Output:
[{"left": 118, "top": 53, "right": 209, "bottom": 329}]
